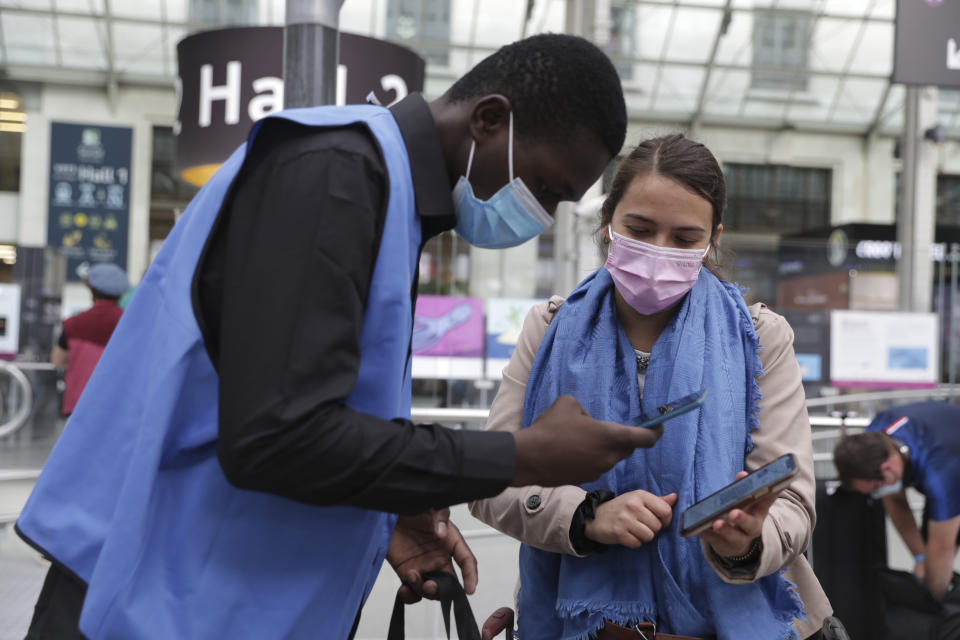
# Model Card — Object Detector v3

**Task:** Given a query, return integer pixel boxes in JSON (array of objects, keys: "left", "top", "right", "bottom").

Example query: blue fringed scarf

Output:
[{"left": 517, "top": 268, "right": 804, "bottom": 640}]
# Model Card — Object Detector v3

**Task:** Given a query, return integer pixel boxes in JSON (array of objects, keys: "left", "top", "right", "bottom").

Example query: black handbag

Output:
[
  {"left": 933, "top": 576, "right": 960, "bottom": 640},
  {"left": 877, "top": 568, "right": 960, "bottom": 640},
  {"left": 387, "top": 572, "right": 482, "bottom": 640}
]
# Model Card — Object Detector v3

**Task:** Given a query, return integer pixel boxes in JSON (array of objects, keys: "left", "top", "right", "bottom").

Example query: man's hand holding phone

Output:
[
  {"left": 511, "top": 395, "right": 664, "bottom": 487},
  {"left": 511, "top": 390, "right": 706, "bottom": 488}
]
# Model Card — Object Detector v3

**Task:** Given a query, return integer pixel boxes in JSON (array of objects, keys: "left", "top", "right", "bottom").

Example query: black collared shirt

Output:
[{"left": 195, "top": 94, "right": 515, "bottom": 514}]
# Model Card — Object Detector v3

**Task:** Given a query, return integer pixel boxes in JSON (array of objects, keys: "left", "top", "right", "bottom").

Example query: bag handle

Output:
[{"left": 387, "top": 571, "right": 481, "bottom": 640}]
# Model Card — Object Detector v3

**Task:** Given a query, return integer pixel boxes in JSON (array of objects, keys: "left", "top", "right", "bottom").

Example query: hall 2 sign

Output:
[
  {"left": 187, "top": 63, "right": 410, "bottom": 129},
  {"left": 893, "top": 0, "right": 960, "bottom": 88},
  {"left": 176, "top": 27, "right": 425, "bottom": 186},
  {"left": 948, "top": 39, "right": 960, "bottom": 71}
]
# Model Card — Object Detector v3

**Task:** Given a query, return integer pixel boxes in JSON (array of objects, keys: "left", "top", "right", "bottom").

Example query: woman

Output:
[{"left": 470, "top": 134, "right": 831, "bottom": 640}]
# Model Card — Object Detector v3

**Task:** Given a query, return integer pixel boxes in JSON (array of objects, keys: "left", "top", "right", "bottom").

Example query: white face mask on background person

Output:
[
  {"left": 604, "top": 227, "right": 710, "bottom": 315},
  {"left": 871, "top": 480, "right": 903, "bottom": 499},
  {"left": 452, "top": 111, "right": 554, "bottom": 249}
]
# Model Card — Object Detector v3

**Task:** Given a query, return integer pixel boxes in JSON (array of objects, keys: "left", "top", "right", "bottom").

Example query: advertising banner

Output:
[
  {"left": 176, "top": 27, "right": 425, "bottom": 185},
  {"left": 485, "top": 298, "right": 543, "bottom": 379},
  {"left": 830, "top": 310, "right": 939, "bottom": 388},
  {"left": 893, "top": 0, "right": 960, "bottom": 88},
  {"left": 47, "top": 122, "right": 132, "bottom": 282},
  {"left": 411, "top": 295, "right": 484, "bottom": 379}
]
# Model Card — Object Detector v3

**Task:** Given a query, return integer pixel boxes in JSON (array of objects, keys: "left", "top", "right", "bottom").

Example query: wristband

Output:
[
  {"left": 914, "top": 553, "right": 925, "bottom": 564},
  {"left": 569, "top": 490, "right": 615, "bottom": 555}
]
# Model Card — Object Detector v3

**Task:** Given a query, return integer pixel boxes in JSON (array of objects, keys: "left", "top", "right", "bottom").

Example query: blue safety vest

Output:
[
  {"left": 868, "top": 402, "right": 960, "bottom": 522},
  {"left": 17, "top": 105, "right": 420, "bottom": 639}
]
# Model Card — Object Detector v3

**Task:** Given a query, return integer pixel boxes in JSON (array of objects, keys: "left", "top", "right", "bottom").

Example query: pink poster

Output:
[{"left": 412, "top": 295, "right": 484, "bottom": 357}]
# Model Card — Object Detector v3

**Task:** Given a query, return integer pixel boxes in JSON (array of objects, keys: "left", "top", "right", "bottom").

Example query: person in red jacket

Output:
[{"left": 51, "top": 263, "right": 129, "bottom": 415}]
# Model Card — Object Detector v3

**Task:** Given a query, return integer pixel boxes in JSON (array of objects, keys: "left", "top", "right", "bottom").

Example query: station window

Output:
[
  {"left": 606, "top": 1, "right": 636, "bottom": 81},
  {"left": 894, "top": 173, "right": 960, "bottom": 226},
  {"left": 386, "top": 0, "right": 451, "bottom": 67},
  {"left": 417, "top": 230, "right": 470, "bottom": 297},
  {"left": 0, "top": 131, "right": 21, "bottom": 193},
  {"left": 188, "top": 0, "right": 258, "bottom": 26},
  {"left": 535, "top": 225, "right": 556, "bottom": 299},
  {"left": 0, "top": 92, "right": 24, "bottom": 192},
  {"left": 723, "top": 163, "right": 831, "bottom": 232},
  {"left": 150, "top": 127, "right": 198, "bottom": 242},
  {"left": 935, "top": 175, "right": 960, "bottom": 226},
  {"left": 751, "top": 10, "right": 811, "bottom": 92}
]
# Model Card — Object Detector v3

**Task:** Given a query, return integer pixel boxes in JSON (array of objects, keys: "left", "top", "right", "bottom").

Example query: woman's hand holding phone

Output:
[
  {"left": 585, "top": 490, "right": 678, "bottom": 548},
  {"left": 697, "top": 470, "right": 783, "bottom": 559}
]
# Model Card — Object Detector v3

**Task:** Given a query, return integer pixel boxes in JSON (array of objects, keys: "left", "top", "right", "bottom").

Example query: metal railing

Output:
[
  {"left": 0, "top": 361, "right": 34, "bottom": 439},
  {"left": 0, "top": 378, "right": 948, "bottom": 535},
  {"left": 413, "top": 391, "right": 958, "bottom": 474},
  {"left": 0, "top": 367, "right": 945, "bottom": 450},
  {"left": 805, "top": 387, "right": 959, "bottom": 408},
  {"left": 0, "top": 369, "right": 948, "bottom": 481}
]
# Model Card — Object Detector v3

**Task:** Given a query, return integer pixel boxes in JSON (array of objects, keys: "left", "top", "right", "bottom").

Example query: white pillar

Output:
[
  {"left": 897, "top": 86, "right": 938, "bottom": 312},
  {"left": 17, "top": 111, "right": 50, "bottom": 247},
  {"left": 553, "top": 201, "right": 578, "bottom": 295},
  {"left": 126, "top": 119, "right": 154, "bottom": 282}
]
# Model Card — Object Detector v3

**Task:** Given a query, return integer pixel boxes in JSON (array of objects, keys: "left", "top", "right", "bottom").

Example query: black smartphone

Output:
[
  {"left": 679, "top": 453, "right": 799, "bottom": 537},
  {"left": 630, "top": 388, "right": 708, "bottom": 429}
]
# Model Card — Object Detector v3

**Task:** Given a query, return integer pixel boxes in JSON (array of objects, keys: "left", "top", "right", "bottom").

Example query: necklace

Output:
[{"left": 635, "top": 350, "right": 650, "bottom": 370}]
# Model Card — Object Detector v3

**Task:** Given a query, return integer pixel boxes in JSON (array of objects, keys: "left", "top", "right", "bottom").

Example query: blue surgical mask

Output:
[{"left": 452, "top": 112, "right": 554, "bottom": 249}]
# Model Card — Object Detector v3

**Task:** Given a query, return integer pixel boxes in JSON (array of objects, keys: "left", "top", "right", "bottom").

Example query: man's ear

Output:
[{"left": 468, "top": 95, "right": 512, "bottom": 144}]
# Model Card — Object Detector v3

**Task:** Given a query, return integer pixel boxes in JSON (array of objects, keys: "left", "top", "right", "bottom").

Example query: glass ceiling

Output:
[{"left": 0, "top": 0, "right": 957, "bottom": 137}]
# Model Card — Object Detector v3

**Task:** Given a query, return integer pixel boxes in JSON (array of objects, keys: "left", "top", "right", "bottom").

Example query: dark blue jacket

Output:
[{"left": 868, "top": 401, "right": 960, "bottom": 521}]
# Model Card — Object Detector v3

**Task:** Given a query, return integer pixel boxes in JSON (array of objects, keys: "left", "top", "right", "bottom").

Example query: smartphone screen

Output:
[
  {"left": 680, "top": 453, "right": 798, "bottom": 536},
  {"left": 631, "top": 388, "right": 708, "bottom": 429}
]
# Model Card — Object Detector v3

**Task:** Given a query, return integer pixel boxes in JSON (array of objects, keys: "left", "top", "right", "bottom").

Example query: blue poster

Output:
[
  {"left": 888, "top": 347, "right": 928, "bottom": 370},
  {"left": 47, "top": 122, "right": 132, "bottom": 282},
  {"left": 795, "top": 353, "right": 823, "bottom": 382}
]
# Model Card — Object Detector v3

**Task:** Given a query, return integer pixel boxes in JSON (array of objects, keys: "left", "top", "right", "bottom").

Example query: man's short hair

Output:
[
  {"left": 833, "top": 432, "right": 891, "bottom": 486},
  {"left": 445, "top": 33, "right": 627, "bottom": 158}
]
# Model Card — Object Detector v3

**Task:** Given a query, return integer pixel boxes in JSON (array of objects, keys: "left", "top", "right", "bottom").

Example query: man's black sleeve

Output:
[{"left": 208, "top": 123, "right": 515, "bottom": 515}]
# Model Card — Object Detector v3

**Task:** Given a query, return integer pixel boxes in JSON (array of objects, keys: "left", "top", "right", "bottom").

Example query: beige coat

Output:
[{"left": 469, "top": 297, "right": 831, "bottom": 638}]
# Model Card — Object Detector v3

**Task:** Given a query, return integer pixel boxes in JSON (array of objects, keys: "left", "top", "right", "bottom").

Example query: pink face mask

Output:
[{"left": 604, "top": 228, "right": 710, "bottom": 315}]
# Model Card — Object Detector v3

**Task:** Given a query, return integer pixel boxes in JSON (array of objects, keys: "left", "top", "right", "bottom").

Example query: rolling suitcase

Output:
[{"left": 812, "top": 480, "right": 887, "bottom": 640}]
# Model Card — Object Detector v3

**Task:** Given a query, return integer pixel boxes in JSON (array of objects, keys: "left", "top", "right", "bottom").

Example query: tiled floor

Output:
[{"left": 0, "top": 528, "right": 45, "bottom": 640}]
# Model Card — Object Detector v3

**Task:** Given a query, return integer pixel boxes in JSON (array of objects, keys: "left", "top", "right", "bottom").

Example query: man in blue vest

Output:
[
  {"left": 18, "top": 34, "right": 662, "bottom": 639},
  {"left": 834, "top": 401, "right": 960, "bottom": 600}
]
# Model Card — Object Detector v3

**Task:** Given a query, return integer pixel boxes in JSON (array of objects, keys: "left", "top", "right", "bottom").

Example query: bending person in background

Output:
[
  {"left": 471, "top": 134, "right": 831, "bottom": 640},
  {"left": 50, "top": 263, "right": 128, "bottom": 416},
  {"left": 834, "top": 401, "right": 960, "bottom": 600}
]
